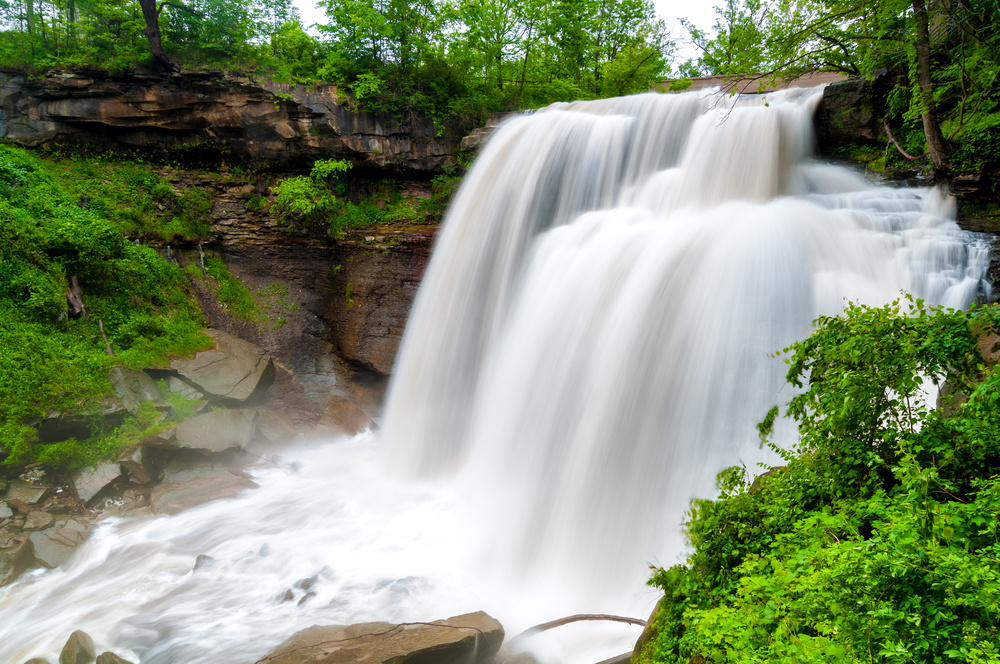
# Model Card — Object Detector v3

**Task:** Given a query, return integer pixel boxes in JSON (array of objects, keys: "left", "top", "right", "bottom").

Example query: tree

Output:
[{"left": 137, "top": 0, "right": 202, "bottom": 71}]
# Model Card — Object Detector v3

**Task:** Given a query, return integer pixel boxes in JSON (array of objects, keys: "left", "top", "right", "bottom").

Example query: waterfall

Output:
[
  {"left": 380, "top": 88, "right": 990, "bottom": 596},
  {"left": 0, "top": 88, "right": 990, "bottom": 664}
]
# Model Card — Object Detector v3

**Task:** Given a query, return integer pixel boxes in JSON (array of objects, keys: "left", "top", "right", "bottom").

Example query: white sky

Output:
[{"left": 291, "top": 0, "right": 718, "bottom": 67}]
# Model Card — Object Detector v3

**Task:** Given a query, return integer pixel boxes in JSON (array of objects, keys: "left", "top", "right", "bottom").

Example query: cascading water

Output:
[{"left": 0, "top": 87, "right": 991, "bottom": 664}]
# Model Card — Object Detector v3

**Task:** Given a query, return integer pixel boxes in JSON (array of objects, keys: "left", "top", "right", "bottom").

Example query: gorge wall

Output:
[{"left": 0, "top": 70, "right": 993, "bottom": 413}]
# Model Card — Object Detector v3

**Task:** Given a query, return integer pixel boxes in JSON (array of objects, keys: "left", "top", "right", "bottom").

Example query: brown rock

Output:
[
  {"left": 59, "top": 630, "right": 96, "bottom": 664},
  {"left": 319, "top": 396, "right": 378, "bottom": 436},
  {"left": 23, "top": 510, "right": 54, "bottom": 531},
  {"left": 95, "top": 653, "right": 133, "bottom": 664},
  {"left": 259, "top": 611, "right": 503, "bottom": 664},
  {"left": 0, "top": 540, "right": 39, "bottom": 586},
  {"left": 170, "top": 329, "right": 275, "bottom": 404},
  {"left": 71, "top": 462, "right": 121, "bottom": 505},
  {"left": 149, "top": 457, "right": 257, "bottom": 516},
  {"left": 6, "top": 481, "right": 52, "bottom": 505}
]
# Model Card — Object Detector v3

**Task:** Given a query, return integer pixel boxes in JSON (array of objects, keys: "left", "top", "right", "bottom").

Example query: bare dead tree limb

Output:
[
  {"left": 883, "top": 120, "right": 923, "bottom": 161},
  {"left": 511, "top": 614, "right": 647, "bottom": 643}
]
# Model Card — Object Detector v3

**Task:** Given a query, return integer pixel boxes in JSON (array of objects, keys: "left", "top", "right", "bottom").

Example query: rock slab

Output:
[
  {"left": 172, "top": 409, "right": 255, "bottom": 454},
  {"left": 72, "top": 461, "right": 121, "bottom": 505},
  {"left": 260, "top": 611, "right": 504, "bottom": 664},
  {"left": 108, "top": 366, "right": 162, "bottom": 415},
  {"left": 170, "top": 329, "right": 275, "bottom": 404},
  {"left": 149, "top": 457, "right": 257, "bottom": 516}
]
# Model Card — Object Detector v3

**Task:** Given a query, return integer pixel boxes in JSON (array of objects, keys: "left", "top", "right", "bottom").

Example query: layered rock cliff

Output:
[{"left": 0, "top": 69, "right": 464, "bottom": 173}]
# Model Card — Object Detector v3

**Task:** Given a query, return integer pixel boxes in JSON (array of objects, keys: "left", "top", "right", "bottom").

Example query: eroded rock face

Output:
[
  {"left": 170, "top": 329, "right": 275, "bottom": 404},
  {"left": 260, "top": 611, "right": 504, "bottom": 664},
  {"left": 0, "top": 71, "right": 464, "bottom": 173},
  {"left": 815, "top": 77, "right": 886, "bottom": 149}
]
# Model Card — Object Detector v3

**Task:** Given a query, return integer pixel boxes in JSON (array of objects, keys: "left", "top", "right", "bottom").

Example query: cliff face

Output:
[
  {"left": 0, "top": 69, "right": 463, "bottom": 173},
  {"left": 154, "top": 171, "right": 438, "bottom": 413}
]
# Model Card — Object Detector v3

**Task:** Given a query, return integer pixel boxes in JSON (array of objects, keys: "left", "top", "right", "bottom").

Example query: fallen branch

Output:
[
  {"left": 511, "top": 614, "right": 647, "bottom": 643},
  {"left": 883, "top": 120, "right": 923, "bottom": 161},
  {"left": 98, "top": 320, "right": 114, "bottom": 356}
]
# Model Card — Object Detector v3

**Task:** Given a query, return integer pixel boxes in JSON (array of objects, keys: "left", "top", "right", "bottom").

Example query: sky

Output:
[{"left": 290, "top": 0, "right": 718, "bottom": 66}]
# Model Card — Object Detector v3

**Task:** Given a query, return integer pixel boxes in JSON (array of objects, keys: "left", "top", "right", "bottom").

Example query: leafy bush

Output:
[
  {"left": 0, "top": 145, "right": 210, "bottom": 471},
  {"left": 645, "top": 299, "right": 1000, "bottom": 664}
]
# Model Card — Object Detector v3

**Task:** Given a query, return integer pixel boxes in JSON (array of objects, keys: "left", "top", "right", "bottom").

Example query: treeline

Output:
[
  {"left": 0, "top": 0, "right": 674, "bottom": 126},
  {"left": 676, "top": 0, "right": 1000, "bottom": 181}
]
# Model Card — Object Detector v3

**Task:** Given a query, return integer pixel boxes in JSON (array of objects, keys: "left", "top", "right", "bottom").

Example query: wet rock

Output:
[
  {"left": 317, "top": 396, "right": 378, "bottom": 436},
  {"left": 95, "top": 654, "right": 133, "bottom": 664},
  {"left": 171, "top": 409, "right": 255, "bottom": 454},
  {"left": 28, "top": 522, "right": 89, "bottom": 568},
  {"left": 0, "top": 540, "right": 39, "bottom": 587},
  {"left": 297, "top": 592, "right": 316, "bottom": 605},
  {"left": 595, "top": 655, "right": 631, "bottom": 664},
  {"left": 194, "top": 554, "right": 215, "bottom": 571},
  {"left": 149, "top": 456, "right": 257, "bottom": 516},
  {"left": 119, "top": 459, "right": 153, "bottom": 485},
  {"left": 23, "top": 658, "right": 51, "bottom": 664},
  {"left": 23, "top": 510, "right": 54, "bottom": 531},
  {"left": 259, "top": 611, "right": 504, "bottom": 664},
  {"left": 168, "top": 375, "right": 203, "bottom": 399},
  {"left": 254, "top": 407, "right": 297, "bottom": 444},
  {"left": 170, "top": 329, "right": 275, "bottom": 404},
  {"left": 108, "top": 366, "right": 163, "bottom": 415},
  {"left": 0, "top": 502, "right": 12, "bottom": 518},
  {"left": 59, "top": 630, "right": 96, "bottom": 664},
  {"left": 72, "top": 461, "right": 121, "bottom": 505},
  {"left": 815, "top": 77, "right": 887, "bottom": 149},
  {"left": 6, "top": 480, "right": 52, "bottom": 505}
]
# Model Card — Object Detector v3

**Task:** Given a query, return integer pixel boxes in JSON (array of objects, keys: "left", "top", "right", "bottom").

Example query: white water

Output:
[{"left": 0, "top": 88, "right": 991, "bottom": 664}]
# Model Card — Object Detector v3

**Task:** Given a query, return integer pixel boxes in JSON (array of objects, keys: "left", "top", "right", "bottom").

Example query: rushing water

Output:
[{"left": 0, "top": 87, "right": 991, "bottom": 664}]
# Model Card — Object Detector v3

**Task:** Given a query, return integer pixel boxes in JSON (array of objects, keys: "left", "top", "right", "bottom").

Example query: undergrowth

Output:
[
  {"left": 0, "top": 143, "right": 212, "bottom": 472},
  {"left": 645, "top": 299, "right": 1000, "bottom": 664}
]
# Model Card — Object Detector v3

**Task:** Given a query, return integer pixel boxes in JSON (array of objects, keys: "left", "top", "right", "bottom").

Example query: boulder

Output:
[
  {"left": 170, "top": 329, "right": 275, "bottom": 404},
  {"left": 171, "top": 409, "right": 255, "bottom": 454},
  {"left": 168, "top": 375, "right": 203, "bottom": 399},
  {"left": 149, "top": 456, "right": 257, "bottom": 516},
  {"left": 72, "top": 461, "right": 121, "bottom": 505},
  {"left": 95, "top": 654, "right": 133, "bottom": 664},
  {"left": 23, "top": 658, "right": 51, "bottom": 664},
  {"left": 0, "top": 540, "right": 39, "bottom": 586},
  {"left": 23, "top": 510, "right": 54, "bottom": 531},
  {"left": 28, "top": 521, "right": 89, "bottom": 568},
  {"left": 318, "top": 396, "right": 378, "bottom": 436},
  {"left": 6, "top": 480, "right": 52, "bottom": 505},
  {"left": 108, "top": 366, "right": 163, "bottom": 415},
  {"left": 59, "top": 630, "right": 96, "bottom": 664},
  {"left": 259, "top": 611, "right": 504, "bottom": 664},
  {"left": 0, "top": 502, "right": 12, "bottom": 518}
]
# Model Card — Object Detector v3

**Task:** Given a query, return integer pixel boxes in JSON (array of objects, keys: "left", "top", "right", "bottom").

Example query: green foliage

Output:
[
  {"left": 648, "top": 299, "right": 1000, "bottom": 663},
  {"left": 0, "top": 144, "right": 211, "bottom": 470},
  {"left": 676, "top": 0, "right": 1000, "bottom": 178},
  {"left": 202, "top": 255, "right": 260, "bottom": 321}
]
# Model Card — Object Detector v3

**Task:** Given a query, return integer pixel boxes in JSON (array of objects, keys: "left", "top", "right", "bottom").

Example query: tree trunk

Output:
[
  {"left": 912, "top": 0, "right": 951, "bottom": 175},
  {"left": 25, "top": 0, "right": 34, "bottom": 35},
  {"left": 138, "top": 0, "right": 180, "bottom": 72}
]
